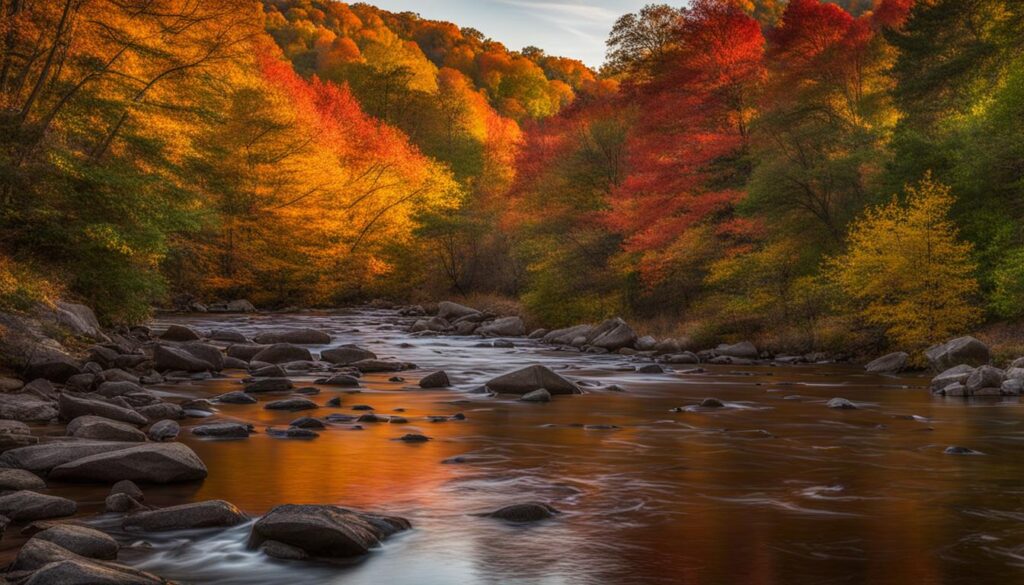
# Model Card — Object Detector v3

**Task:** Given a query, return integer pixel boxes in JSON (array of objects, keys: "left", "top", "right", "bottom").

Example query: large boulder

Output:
[
  {"left": 0, "top": 394, "right": 58, "bottom": 422},
  {"left": 248, "top": 504, "right": 411, "bottom": 559},
  {"left": 35, "top": 524, "right": 119, "bottom": 560},
  {"left": 158, "top": 324, "right": 201, "bottom": 342},
  {"left": 180, "top": 342, "right": 224, "bottom": 371},
  {"left": 477, "top": 317, "right": 526, "bottom": 338},
  {"left": 22, "top": 558, "right": 166, "bottom": 585},
  {"left": 865, "top": 352, "right": 909, "bottom": 374},
  {"left": 0, "top": 468, "right": 46, "bottom": 490},
  {"left": 123, "top": 500, "right": 247, "bottom": 531},
  {"left": 925, "top": 336, "right": 991, "bottom": 371},
  {"left": 67, "top": 416, "right": 146, "bottom": 442},
  {"left": 965, "top": 365, "right": 1005, "bottom": 393},
  {"left": 252, "top": 343, "right": 312, "bottom": 364},
  {"left": 410, "top": 316, "right": 449, "bottom": 333},
  {"left": 485, "top": 365, "right": 580, "bottom": 395},
  {"left": 253, "top": 329, "right": 330, "bottom": 345},
  {"left": 542, "top": 324, "right": 594, "bottom": 346},
  {"left": 321, "top": 345, "right": 377, "bottom": 365},
  {"left": 930, "top": 364, "right": 975, "bottom": 393},
  {"left": 153, "top": 344, "right": 212, "bottom": 372},
  {"left": 147, "top": 419, "right": 180, "bottom": 442},
  {"left": 48, "top": 443, "right": 208, "bottom": 484},
  {"left": 24, "top": 359, "right": 80, "bottom": 384},
  {"left": 0, "top": 441, "right": 137, "bottom": 473},
  {"left": 58, "top": 393, "right": 147, "bottom": 426},
  {"left": 437, "top": 301, "right": 479, "bottom": 321},
  {"left": 587, "top": 318, "right": 637, "bottom": 350},
  {"left": 716, "top": 341, "right": 759, "bottom": 359},
  {"left": 41, "top": 302, "right": 106, "bottom": 341},
  {"left": 419, "top": 371, "right": 450, "bottom": 389},
  {"left": 226, "top": 344, "right": 269, "bottom": 361},
  {"left": 0, "top": 490, "right": 76, "bottom": 521}
]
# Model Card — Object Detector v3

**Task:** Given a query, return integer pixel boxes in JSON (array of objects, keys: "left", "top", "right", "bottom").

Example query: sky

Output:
[{"left": 365, "top": 0, "right": 653, "bottom": 68}]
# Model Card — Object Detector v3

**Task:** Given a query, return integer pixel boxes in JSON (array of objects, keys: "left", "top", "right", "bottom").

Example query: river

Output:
[{"left": 32, "top": 308, "right": 1024, "bottom": 584}]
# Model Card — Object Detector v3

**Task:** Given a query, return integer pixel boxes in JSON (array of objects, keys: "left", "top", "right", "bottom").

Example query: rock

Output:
[
  {"left": 397, "top": 433, "right": 430, "bottom": 442},
  {"left": 148, "top": 419, "right": 180, "bottom": 442},
  {"left": 99, "top": 368, "right": 140, "bottom": 384},
  {"left": 0, "top": 468, "right": 45, "bottom": 490},
  {"left": 965, "top": 365, "right": 1005, "bottom": 393},
  {"left": 486, "top": 365, "right": 580, "bottom": 395},
  {"left": 944, "top": 445, "right": 982, "bottom": 455},
  {"left": 153, "top": 344, "right": 212, "bottom": 372},
  {"left": 542, "top": 324, "right": 594, "bottom": 346},
  {"left": 245, "top": 378, "right": 293, "bottom": 393},
  {"left": 22, "top": 558, "right": 166, "bottom": 585},
  {"left": 356, "top": 413, "right": 388, "bottom": 423},
  {"left": 217, "top": 391, "right": 258, "bottom": 404},
  {"left": 65, "top": 373, "right": 97, "bottom": 392},
  {"left": 1, "top": 441, "right": 137, "bottom": 473},
  {"left": 95, "top": 381, "right": 144, "bottom": 398},
  {"left": 316, "top": 374, "right": 360, "bottom": 387},
  {"left": 637, "top": 364, "right": 665, "bottom": 374},
  {"left": 265, "top": 398, "right": 318, "bottom": 411},
  {"left": 351, "top": 359, "right": 412, "bottom": 373},
  {"left": 222, "top": 356, "right": 249, "bottom": 370},
  {"left": 0, "top": 394, "right": 58, "bottom": 422},
  {"left": 699, "top": 397, "right": 725, "bottom": 408},
  {"left": 930, "top": 364, "right": 975, "bottom": 393},
  {"left": 411, "top": 316, "right": 450, "bottom": 333},
  {"left": 925, "top": 336, "right": 991, "bottom": 371},
  {"left": 588, "top": 318, "right": 637, "bottom": 350},
  {"left": 635, "top": 336, "right": 657, "bottom": 351},
  {"left": 180, "top": 342, "right": 225, "bottom": 371},
  {"left": 67, "top": 416, "right": 146, "bottom": 442},
  {"left": 111, "top": 480, "right": 144, "bottom": 501},
  {"left": 483, "top": 502, "right": 559, "bottom": 523},
  {"left": 124, "top": 500, "right": 247, "bottom": 531},
  {"left": 248, "top": 504, "right": 411, "bottom": 559},
  {"left": 225, "top": 344, "right": 269, "bottom": 361},
  {"left": 49, "top": 443, "right": 208, "bottom": 484},
  {"left": 527, "top": 328, "right": 549, "bottom": 339},
  {"left": 419, "top": 371, "right": 450, "bottom": 388},
  {"left": 267, "top": 427, "right": 319, "bottom": 439},
  {"left": 477, "top": 316, "right": 526, "bottom": 337},
  {"left": 159, "top": 324, "right": 201, "bottom": 342},
  {"left": 252, "top": 343, "right": 313, "bottom": 364},
  {"left": 253, "top": 329, "right": 331, "bottom": 345},
  {"left": 135, "top": 403, "right": 184, "bottom": 423},
  {"left": 0, "top": 491, "right": 76, "bottom": 521},
  {"left": 520, "top": 389, "right": 551, "bottom": 403},
  {"left": 59, "top": 393, "right": 146, "bottom": 426},
  {"left": 0, "top": 376, "right": 24, "bottom": 392},
  {"left": 326, "top": 397, "right": 342, "bottom": 407},
  {"left": 24, "top": 360, "right": 80, "bottom": 384},
  {"left": 1001, "top": 378, "right": 1023, "bottom": 396},
  {"left": 827, "top": 397, "right": 858, "bottom": 410},
  {"left": 437, "top": 301, "right": 479, "bottom": 321},
  {"left": 321, "top": 346, "right": 377, "bottom": 365},
  {"left": 35, "top": 525, "right": 118, "bottom": 560},
  {"left": 44, "top": 301, "right": 106, "bottom": 341},
  {"left": 290, "top": 417, "right": 325, "bottom": 429},
  {"left": 662, "top": 352, "right": 699, "bottom": 364},
  {"left": 105, "top": 493, "right": 144, "bottom": 513},
  {"left": 209, "top": 329, "right": 248, "bottom": 343},
  {"left": 716, "top": 341, "right": 759, "bottom": 359},
  {"left": 192, "top": 423, "right": 252, "bottom": 438},
  {"left": 865, "top": 352, "right": 909, "bottom": 374},
  {"left": 260, "top": 540, "right": 309, "bottom": 560}
]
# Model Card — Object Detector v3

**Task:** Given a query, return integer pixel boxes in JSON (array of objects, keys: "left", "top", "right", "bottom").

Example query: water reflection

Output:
[{"left": 40, "top": 309, "right": 1024, "bottom": 584}]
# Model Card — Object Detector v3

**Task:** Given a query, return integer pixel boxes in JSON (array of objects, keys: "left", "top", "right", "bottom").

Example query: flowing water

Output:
[{"left": 20, "top": 309, "right": 1024, "bottom": 584}]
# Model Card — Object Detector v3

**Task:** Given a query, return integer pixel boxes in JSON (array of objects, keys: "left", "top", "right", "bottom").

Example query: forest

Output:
[{"left": 1, "top": 0, "right": 1022, "bottom": 361}]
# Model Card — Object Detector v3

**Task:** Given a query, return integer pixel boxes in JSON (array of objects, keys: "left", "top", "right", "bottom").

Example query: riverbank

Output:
[{"left": 0, "top": 301, "right": 1022, "bottom": 582}]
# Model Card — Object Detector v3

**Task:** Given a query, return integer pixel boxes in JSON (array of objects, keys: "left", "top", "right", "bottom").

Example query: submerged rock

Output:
[
  {"left": 520, "top": 389, "right": 551, "bottom": 403},
  {"left": 827, "top": 397, "right": 858, "bottom": 410},
  {"left": 248, "top": 504, "right": 411, "bottom": 559},
  {"left": 482, "top": 502, "right": 559, "bottom": 523}
]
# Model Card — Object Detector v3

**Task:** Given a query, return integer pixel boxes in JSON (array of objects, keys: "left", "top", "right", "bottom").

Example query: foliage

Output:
[{"left": 828, "top": 175, "right": 981, "bottom": 355}]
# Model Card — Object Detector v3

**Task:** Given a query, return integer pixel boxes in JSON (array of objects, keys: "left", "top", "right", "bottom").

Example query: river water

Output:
[{"left": 37, "top": 309, "right": 1024, "bottom": 584}]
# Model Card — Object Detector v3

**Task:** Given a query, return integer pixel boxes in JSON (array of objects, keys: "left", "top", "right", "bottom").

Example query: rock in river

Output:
[
  {"left": 482, "top": 502, "right": 559, "bottom": 523},
  {"left": 67, "top": 416, "right": 146, "bottom": 442},
  {"left": 520, "top": 389, "right": 551, "bottom": 403},
  {"left": 0, "top": 394, "right": 58, "bottom": 422},
  {"left": 48, "top": 443, "right": 208, "bottom": 484},
  {"left": 192, "top": 422, "right": 252, "bottom": 438},
  {"left": 486, "top": 365, "right": 580, "bottom": 395},
  {"left": 321, "top": 345, "right": 377, "bottom": 365},
  {"left": 153, "top": 344, "right": 212, "bottom": 372},
  {"left": 265, "top": 398, "right": 318, "bottom": 411},
  {"left": 245, "top": 378, "right": 294, "bottom": 393},
  {"left": 248, "top": 504, "right": 411, "bottom": 559},
  {"left": 252, "top": 343, "right": 313, "bottom": 364},
  {"left": 864, "top": 352, "right": 909, "bottom": 374},
  {"left": 419, "top": 370, "right": 450, "bottom": 388},
  {"left": 148, "top": 419, "right": 180, "bottom": 442},
  {"left": 124, "top": 500, "right": 247, "bottom": 531},
  {"left": 0, "top": 490, "right": 76, "bottom": 521},
  {"left": 925, "top": 336, "right": 990, "bottom": 371},
  {"left": 253, "top": 328, "right": 331, "bottom": 345},
  {"left": 58, "top": 393, "right": 147, "bottom": 426},
  {"left": 0, "top": 468, "right": 46, "bottom": 491},
  {"left": 827, "top": 397, "right": 858, "bottom": 410},
  {"left": 477, "top": 316, "right": 526, "bottom": 337},
  {"left": 35, "top": 524, "right": 119, "bottom": 560}
]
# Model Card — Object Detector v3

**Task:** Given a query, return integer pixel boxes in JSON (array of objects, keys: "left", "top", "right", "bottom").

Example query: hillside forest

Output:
[{"left": 1, "top": 0, "right": 1022, "bottom": 361}]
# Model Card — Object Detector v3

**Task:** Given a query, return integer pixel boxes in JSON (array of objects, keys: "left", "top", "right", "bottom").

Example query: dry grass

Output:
[{"left": 974, "top": 320, "right": 1024, "bottom": 365}]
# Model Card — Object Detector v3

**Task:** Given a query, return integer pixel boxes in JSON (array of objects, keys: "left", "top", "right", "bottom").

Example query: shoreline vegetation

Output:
[{"left": 2, "top": 0, "right": 1023, "bottom": 369}]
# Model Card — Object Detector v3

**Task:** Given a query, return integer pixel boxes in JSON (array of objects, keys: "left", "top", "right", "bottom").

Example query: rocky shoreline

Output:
[{"left": 0, "top": 298, "right": 1019, "bottom": 582}]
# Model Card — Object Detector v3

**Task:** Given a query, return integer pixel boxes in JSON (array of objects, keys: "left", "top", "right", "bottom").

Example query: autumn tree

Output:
[
  {"left": 604, "top": 4, "right": 685, "bottom": 79},
  {"left": 828, "top": 175, "right": 981, "bottom": 355}
]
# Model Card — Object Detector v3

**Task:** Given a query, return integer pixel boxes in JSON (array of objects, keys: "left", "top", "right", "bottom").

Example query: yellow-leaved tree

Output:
[{"left": 828, "top": 174, "right": 981, "bottom": 356}]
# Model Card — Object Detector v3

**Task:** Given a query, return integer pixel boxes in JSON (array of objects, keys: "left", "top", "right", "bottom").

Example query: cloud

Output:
[{"left": 492, "top": 0, "right": 619, "bottom": 23}]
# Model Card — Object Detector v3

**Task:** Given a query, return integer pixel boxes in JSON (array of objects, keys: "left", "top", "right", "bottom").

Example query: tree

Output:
[
  {"left": 604, "top": 4, "right": 685, "bottom": 79},
  {"left": 828, "top": 174, "right": 981, "bottom": 356}
]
